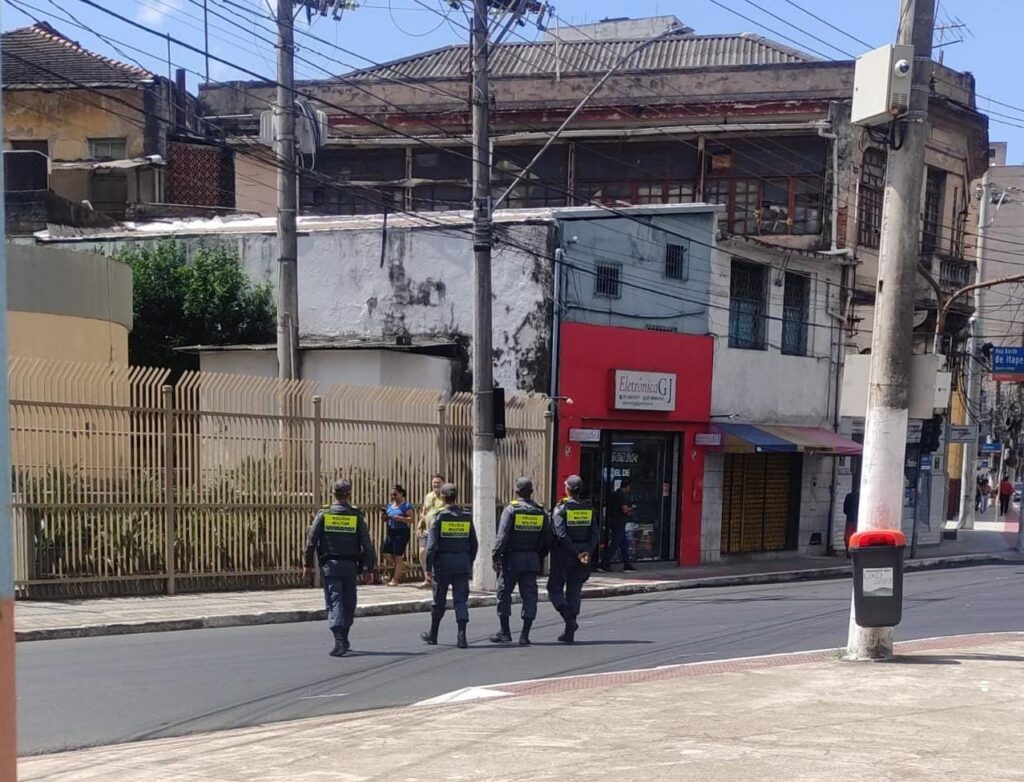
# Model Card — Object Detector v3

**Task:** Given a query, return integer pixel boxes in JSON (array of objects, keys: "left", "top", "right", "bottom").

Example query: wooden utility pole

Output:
[
  {"left": 470, "top": 0, "right": 497, "bottom": 591},
  {"left": 846, "top": 0, "right": 936, "bottom": 662}
]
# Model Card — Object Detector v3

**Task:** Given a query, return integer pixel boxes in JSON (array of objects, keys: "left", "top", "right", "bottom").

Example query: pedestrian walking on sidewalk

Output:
[
  {"left": 303, "top": 479, "right": 376, "bottom": 657},
  {"left": 490, "top": 477, "right": 551, "bottom": 646},
  {"left": 547, "top": 475, "right": 600, "bottom": 644},
  {"left": 417, "top": 474, "right": 445, "bottom": 589},
  {"left": 979, "top": 477, "right": 991, "bottom": 513},
  {"left": 421, "top": 483, "right": 478, "bottom": 649},
  {"left": 999, "top": 475, "right": 1014, "bottom": 515},
  {"left": 600, "top": 478, "right": 636, "bottom": 572},
  {"left": 382, "top": 484, "right": 414, "bottom": 586},
  {"left": 843, "top": 486, "right": 860, "bottom": 555}
]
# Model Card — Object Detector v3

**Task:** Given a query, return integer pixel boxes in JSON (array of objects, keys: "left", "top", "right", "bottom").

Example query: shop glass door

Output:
[{"left": 607, "top": 432, "right": 679, "bottom": 561}]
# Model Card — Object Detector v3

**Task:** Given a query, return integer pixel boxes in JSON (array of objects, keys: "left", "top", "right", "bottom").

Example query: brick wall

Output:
[{"left": 166, "top": 141, "right": 234, "bottom": 207}]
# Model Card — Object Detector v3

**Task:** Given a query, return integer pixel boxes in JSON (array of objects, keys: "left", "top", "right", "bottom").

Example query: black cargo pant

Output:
[
  {"left": 321, "top": 559, "right": 358, "bottom": 631},
  {"left": 496, "top": 566, "right": 539, "bottom": 621},
  {"left": 546, "top": 551, "right": 589, "bottom": 619},
  {"left": 432, "top": 571, "right": 470, "bottom": 622}
]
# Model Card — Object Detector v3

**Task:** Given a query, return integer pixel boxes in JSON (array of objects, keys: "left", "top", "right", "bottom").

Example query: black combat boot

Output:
[
  {"left": 490, "top": 615, "right": 512, "bottom": 644},
  {"left": 421, "top": 615, "right": 441, "bottom": 645},
  {"left": 456, "top": 620, "right": 469, "bottom": 649},
  {"left": 557, "top": 615, "right": 577, "bottom": 644},
  {"left": 329, "top": 629, "right": 348, "bottom": 657},
  {"left": 518, "top": 618, "right": 533, "bottom": 646}
]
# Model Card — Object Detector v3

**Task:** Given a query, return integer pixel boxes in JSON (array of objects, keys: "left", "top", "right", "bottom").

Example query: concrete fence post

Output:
[{"left": 162, "top": 385, "right": 177, "bottom": 596}]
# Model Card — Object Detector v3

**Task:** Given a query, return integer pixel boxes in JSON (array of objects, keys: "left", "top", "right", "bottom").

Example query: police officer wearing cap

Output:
[
  {"left": 547, "top": 475, "right": 600, "bottom": 644},
  {"left": 421, "top": 483, "right": 478, "bottom": 649},
  {"left": 490, "top": 477, "right": 551, "bottom": 646},
  {"left": 303, "top": 479, "right": 376, "bottom": 657}
]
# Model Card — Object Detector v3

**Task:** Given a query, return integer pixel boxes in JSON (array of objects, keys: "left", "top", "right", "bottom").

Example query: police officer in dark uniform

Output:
[
  {"left": 421, "top": 483, "right": 478, "bottom": 649},
  {"left": 303, "top": 479, "right": 376, "bottom": 657},
  {"left": 490, "top": 477, "right": 551, "bottom": 646},
  {"left": 547, "top": 475, "right": 600, "bottom": 644}
]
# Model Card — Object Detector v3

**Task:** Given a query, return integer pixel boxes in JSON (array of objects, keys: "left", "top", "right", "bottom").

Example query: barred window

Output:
[
  {"left": 781, "top": 272, "right": 810, "bottom": 357},
  {"left": 922, "top": 168, "right": 946, "bottom": 256},
  {"left": 857, "top": 148, "right": 886, "bottom": 249},
  {"left": 664, "top": 243, "right": 688, "bottom": 280},
  {"left": 729, "top": 259, "right": 767, "bottom": 350},
  {"left": 594, "top": 262, "right": 622, "bottom": 298},
  {"left": 87, "top": 137, "right": 126, "bottom": 161}
]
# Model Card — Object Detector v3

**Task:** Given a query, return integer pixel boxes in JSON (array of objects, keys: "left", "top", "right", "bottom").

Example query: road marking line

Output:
[{"left": 298, "top": 693, "right": 349, "bottom": 700}]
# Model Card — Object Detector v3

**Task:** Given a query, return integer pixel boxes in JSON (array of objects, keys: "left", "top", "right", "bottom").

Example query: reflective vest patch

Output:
[
  {"left": 440, "top": 520, "right": 471, "bottom": 538},
  {"left": 324, "top": 514, "right": 358, "bottom": 533},
  {"left": 514, "top": 513, "right": 545, "bottom": 531},
  {"left": 565, "top": 509, "right": 593, "bottom": 527}
]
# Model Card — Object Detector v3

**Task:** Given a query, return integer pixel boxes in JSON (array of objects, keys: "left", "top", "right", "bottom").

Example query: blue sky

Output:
[{"left": 3, "top": 0, "right": 1022, "bottom": 161}]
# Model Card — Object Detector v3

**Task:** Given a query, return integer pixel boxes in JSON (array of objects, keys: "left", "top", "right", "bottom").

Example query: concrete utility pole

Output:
[
  {"left": 0, "top": 59, "right": 16, "bottom": 782},
  {"left": 846, "top": 0, "right": 936, "bottom": 662},
  {"left": 276, "top": 0, "right": 299, "bottom": 380},
  {"left": 470, "top": 0, "right": 497, "bottom": 591}
]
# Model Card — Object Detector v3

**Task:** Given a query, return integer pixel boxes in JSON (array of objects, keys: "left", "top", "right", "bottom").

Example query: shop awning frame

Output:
[{"left": 713, "top": 423, "right": 861, "bottom": 456}]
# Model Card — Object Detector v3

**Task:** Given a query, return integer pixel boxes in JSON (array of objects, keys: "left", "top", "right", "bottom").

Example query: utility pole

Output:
[
  {"left": 846, "top": 0, "right": 936, "bottom": 662},
  {"left": 276, "top": 0, "right": 299, "bottom": 380},
  {"left": 470, "top": 0, "right": 497, "bottom": 591}
]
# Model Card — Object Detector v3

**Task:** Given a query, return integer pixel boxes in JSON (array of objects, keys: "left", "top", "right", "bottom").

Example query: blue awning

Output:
[{"left": 713, "top": 423, "right": 799, "bottom": 453}]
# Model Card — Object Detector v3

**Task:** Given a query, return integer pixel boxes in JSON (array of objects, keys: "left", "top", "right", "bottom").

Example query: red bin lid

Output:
[{"left": 849, "top": 529, "right": 906, "bottom": 548}]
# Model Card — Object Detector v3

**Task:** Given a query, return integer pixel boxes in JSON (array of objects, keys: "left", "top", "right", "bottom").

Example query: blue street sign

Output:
[
  {"left": 980, "top": 442, "right": 1003, "bottom": 453},
  {"left": 992, "top": 347, "right": 1024, "bottom": 381}
]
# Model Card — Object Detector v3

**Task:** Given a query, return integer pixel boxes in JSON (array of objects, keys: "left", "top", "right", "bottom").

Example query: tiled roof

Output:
[
  {"left": 349, "top": 34, "right": 815, "bottom": 81},
  {"left": 1, "top": 23, "right": 154, "bottom": 89}
]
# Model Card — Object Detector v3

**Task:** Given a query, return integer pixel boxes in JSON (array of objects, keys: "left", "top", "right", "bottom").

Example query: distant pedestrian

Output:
[
  {"left": 382, "top": 484, "right": 414, "bottom": 586},
  {"left": 843, "top": 486, "right": 860, "bottom": 555},
  {"left": 547, "top": 475, "right": 600, "bottom": 644},
  {"left": 490, "top": 477, "right": 550, "bottom": 646},
  {"left": 417, "top": 474, "right": 445, "bottom": 589},
  {"left": 600, "top": 478, "right": 636, "bottom": 572},
  {"left": 999, "top": 476, "right": 1014, "bottom": 515},
  {"left": 975, "top": 476, "right": 984, "bottom": 513},
  {"left": 303, "top": 479, "right": 376, "bottom": 657},
  {"left": 979, "top": 478, "right": 991, "bottom": 512},
  {"left": 421, "top": 483, "right": 478, "bottom": 649}
]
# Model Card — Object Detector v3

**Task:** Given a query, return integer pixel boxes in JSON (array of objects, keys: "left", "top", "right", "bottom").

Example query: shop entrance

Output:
[
  {"left": 577, "top": 432, "right": 680, "bottom": 562},
  {"left": 721, "top": 453, "right": 802, "bottom": 554}
]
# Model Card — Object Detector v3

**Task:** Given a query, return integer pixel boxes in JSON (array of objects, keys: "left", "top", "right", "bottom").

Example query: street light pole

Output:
[
  {"left": 846, "top": 0, "right": 935, "bottom": 662},
  {"left": 275, "top": 0, "right": 299, "bottom": 381}
]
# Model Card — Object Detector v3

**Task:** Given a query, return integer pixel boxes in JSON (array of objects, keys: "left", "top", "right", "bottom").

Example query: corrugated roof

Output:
[
  {"left": 349, "top": 34, "right": 815, "bottom": 81},
  {"left": 1, "top": 23, "right": 154, "bottom": 89}
]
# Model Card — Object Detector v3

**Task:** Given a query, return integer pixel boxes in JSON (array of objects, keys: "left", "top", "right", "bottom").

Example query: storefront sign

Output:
[
  {"left": 980, "top": 441, "right": 1003, "bottom": 453},
  {"left": 569, "top": 428, "right": 601, "bottom": 443},
  {"left": 694, "top": 432, "right": 722, "bottom": 447},
  {"left": 613, "top": 370, "right": 677, "bottom": 412},
  {"left": 948, "top": 425, "right": 978, "bottom": 444}
]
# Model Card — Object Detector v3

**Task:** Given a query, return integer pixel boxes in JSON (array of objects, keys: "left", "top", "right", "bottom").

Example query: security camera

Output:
[{"left": 894, "top": 59, "right": 911, "bottom": 77}]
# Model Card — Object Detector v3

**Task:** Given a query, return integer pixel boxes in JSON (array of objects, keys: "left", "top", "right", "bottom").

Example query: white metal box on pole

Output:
[{"left": 851, "top": 44, "right": 915, "bottom": 127}]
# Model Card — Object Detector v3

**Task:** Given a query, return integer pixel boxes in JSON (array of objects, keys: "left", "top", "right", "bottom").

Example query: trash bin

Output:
[{"left": 850, "top": 529, "right": 906, "bottom": 628}]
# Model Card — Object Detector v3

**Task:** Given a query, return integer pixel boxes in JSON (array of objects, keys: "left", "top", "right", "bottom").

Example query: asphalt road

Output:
[{"left": 17, "top": 564, "right": 1024, "bottom": 755}]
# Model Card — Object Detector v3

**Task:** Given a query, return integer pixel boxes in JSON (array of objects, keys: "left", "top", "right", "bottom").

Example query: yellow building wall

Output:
[
  {"left": 234, "top": 151, "right": 280, "bottom": 217},
  {"left": 947, "top": 388, "right": 967, "bottom": 482},
  {"left": 7, "top": 311, "right": 129, "bottom": 365}
]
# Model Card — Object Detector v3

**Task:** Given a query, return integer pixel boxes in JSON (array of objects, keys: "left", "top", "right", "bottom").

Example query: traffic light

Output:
[{"left": 920, "top": 414, "right": 944, "bottom": 453}]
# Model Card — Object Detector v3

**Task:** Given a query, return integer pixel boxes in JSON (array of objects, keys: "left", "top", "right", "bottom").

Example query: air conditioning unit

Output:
[
  {"left": 851, "top": 44, "right": 914, "bottom": 127},
  {"left": 259, "top": 104, "right": 328, "bottom": 155}
]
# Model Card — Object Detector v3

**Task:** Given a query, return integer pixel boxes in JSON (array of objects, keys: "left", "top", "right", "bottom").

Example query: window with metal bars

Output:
[
  {"left": 664, "top": 243, "right": 688, "bottom": 280},
  {"left": 922, "top": 168, "right": 946, "bottom": 255},
  {"left": 857, "top": 148, "right": 886, "bottom": 249},
  {"left": 781, "top": 272, "right": 810, "bottom": 356},
  {"left": 594, "top": 262, "right": 622, "bottom": 298},
  {"left": 729, "top": 259, "right": 767, "bottom": 350},
  {"left": 87, "top": 137, "right": 127, "bottom": 161}
]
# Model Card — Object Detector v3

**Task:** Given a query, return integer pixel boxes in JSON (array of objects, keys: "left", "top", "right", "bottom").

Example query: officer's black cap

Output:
[
  {"left": 515, "top": 477, "right": 533, "bottom": 495},
  {"left": 439, "top": 482, "right": 458, "bottom": 501},
  {"left": 565, "top": 475, "right": 583, "bottom": 492},
  {"left": 333, "top": 479, "right": 352, "bottom": 496}
]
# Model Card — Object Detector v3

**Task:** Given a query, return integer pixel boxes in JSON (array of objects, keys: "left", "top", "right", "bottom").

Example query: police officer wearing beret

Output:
[
  {"left": 490, "top": 477, "right": 551, "bottom": 646},
  {"left": 547, "top": 475, "right": 600, "bottom": 644},
  {"left": 421, "top": 483, "right": 478, "bottom": 649},
  {"left": 303, "top": 479, "right": 376, "bottom": 657}
]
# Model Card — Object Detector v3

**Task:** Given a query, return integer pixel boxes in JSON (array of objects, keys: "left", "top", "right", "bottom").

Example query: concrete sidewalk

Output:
[
  {"left": 19, "top": 632, "right": 1024, "bottom": 780},
  {"left": 15, "top": 529, "right": 1021, "bottom": 642}
]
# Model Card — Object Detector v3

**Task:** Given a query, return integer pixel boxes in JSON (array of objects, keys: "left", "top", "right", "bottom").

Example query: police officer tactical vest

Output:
[
  {"left": 561, "top": 498, "right": 594, "bottom": 544},
  {"left": 509, "top": 500, "right": 545, "bottom": 552},
  {"left": 436, "top": 508, "right": 473, "bottom": 554},
  {"left": 321, "top": 506, "right": 363, "bottom": 560}
]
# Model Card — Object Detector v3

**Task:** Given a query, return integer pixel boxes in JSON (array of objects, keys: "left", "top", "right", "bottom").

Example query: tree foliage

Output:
[{"left": 115, "top": 240, "right": 275, "bottom": 372}]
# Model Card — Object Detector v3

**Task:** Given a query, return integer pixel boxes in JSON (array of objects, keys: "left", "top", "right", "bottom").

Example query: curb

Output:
[{"left": 15, "top": 551, "right": 1022, "bottom": 643}]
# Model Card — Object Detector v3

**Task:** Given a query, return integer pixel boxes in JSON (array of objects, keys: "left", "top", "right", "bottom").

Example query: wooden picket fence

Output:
[{"left": 9, "top": 358, "right": 550, "bottom": 598}]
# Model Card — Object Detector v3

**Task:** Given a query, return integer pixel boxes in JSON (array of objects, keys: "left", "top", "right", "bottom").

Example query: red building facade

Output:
[{"left": 555, "top": 323, "right": 714, "bottom": 566}]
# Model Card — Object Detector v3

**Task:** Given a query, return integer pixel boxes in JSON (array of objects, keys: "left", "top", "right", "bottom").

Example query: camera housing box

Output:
[{"left": 851, "top": 44, "right": 915, "bottom": 127}]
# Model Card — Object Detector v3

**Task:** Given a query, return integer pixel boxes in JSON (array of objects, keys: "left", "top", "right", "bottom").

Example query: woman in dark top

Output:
[{"left": 382, "top": 484, "right": 414, "bottom": 586}]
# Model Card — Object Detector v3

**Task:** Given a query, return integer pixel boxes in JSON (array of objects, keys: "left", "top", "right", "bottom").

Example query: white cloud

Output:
[{"left": 136, "top": 0, "right": 183, "bottom": 26}]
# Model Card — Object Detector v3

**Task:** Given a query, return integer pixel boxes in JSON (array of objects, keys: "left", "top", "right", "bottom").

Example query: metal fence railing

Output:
[{"left": 10, "top": 358, "right": 550, "bottom": 598}]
